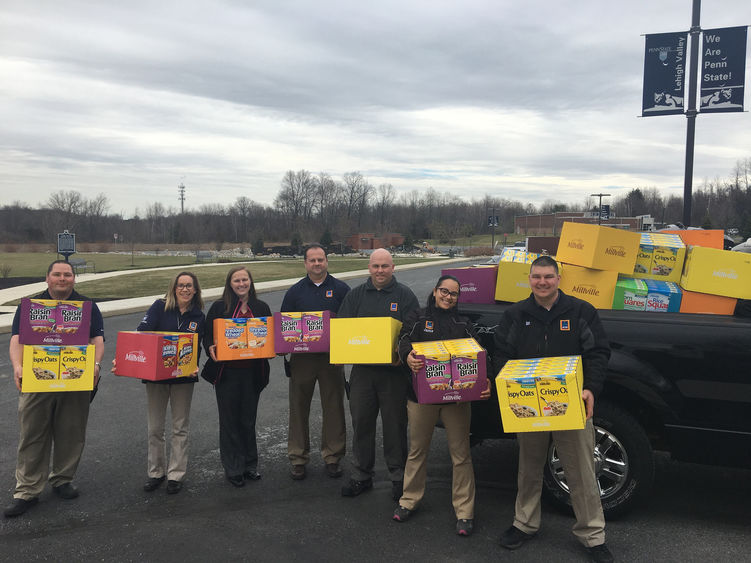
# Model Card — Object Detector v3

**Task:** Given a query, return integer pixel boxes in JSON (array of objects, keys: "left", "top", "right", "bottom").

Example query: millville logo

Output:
[
  {"left": 348, "top": 336, "right": 371, "bottom": 345},
  {"left": 604, "top": 245, "right": 627, "bottom": 257},
  {"left": 568, "top": 238, "right": 585, "bottom": 250},
  {"left": 572, "top": 284, "right": 600, "bottom": 296},
  {"left": 125, "top": 350, "right": 148, "bottom": 363},
  {"left": 712, "top": 269, "right": 738, "bottom": 280}
]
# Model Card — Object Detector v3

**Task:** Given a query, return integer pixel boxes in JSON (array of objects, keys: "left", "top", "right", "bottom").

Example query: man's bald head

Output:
[{"left": 368, "top": 248, "right": 395, "bottom": 289}]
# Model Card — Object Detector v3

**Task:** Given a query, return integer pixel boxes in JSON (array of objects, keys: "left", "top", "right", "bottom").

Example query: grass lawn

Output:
[
  {"left": 0, "top": 252, "right": 206, "bottom": 277},
  {"left": 5, "top": 256, "right": 443, "bottom": 302}
]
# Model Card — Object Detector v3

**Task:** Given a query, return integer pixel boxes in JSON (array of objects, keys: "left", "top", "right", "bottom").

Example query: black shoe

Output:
[
  {"left": 290, "top": 465, "right": 306, "bottom": 480},
  {"left": 391, "top": 480, "right": 403, "bottom": 502},
  {"left": 456, "top": 519, "right": 474, "bottom": 537},
  {"left": 52, "top": 483, "right": 79, "bottom": 500},
  {"left": 166, "top": 480, "right": 183, "bottom": 494},
  {"left": 243, "top": 470, "right": 261, "bottom": 481},
  {"left": 325, "top": 463, "right": 343, "bottom": 478},
  {"left": 143, "top": 476, "right": 166, "bottom": 492},
  {"left": 392, "top": 505, "right": 413, "bottom": 522},
  {"left": 587, "top": 544, "right": 614, "bottom": 563},
  {"left": 4, "top": 497, "right": 39, "bottom": 518},
  {"left": 227, "top": 475, "right": 245, "bottom": 487},
  {"left": 341, "top": 478, "right": 373, "bottom": 497},
  {"left": 499, "top": 526, "right": 535, "bottom": 550}
]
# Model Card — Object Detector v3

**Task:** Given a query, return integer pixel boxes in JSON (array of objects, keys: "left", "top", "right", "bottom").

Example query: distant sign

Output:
[
  {"left": 600, "top": 205, "right": 611, "bottom": 220},
  {"left": 488, "top": 216, "right": 499, "bottom": 227},
  {"left": 57, "top": 230, "right": 76, "bottom": 256},
  {"left": 700, "top": 26, "right": 748, "bottom": 113},
  {"left": 642, "top": 32, "right": 688, "bottom": 116}
]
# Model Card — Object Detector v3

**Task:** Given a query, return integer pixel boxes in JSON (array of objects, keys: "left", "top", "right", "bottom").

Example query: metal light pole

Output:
[
  {"left": 682, "top": 0, "right": 702, "bottom": 227},
  {"left": 591, "top": 193, "right": 611, "bottom": 225}
]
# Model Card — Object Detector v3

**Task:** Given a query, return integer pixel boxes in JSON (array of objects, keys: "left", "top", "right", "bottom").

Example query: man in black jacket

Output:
[{"left": 492, "top": 255, "right": 613, "bottom": 563}]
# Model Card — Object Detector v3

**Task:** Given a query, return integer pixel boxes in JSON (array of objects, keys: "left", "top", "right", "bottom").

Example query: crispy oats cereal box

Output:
[
  {"left": 60, "top": 345, "right": 89, "bottom": 380},
  {"left": 22, "top": 344, "right": 95, "bottom": 392}
]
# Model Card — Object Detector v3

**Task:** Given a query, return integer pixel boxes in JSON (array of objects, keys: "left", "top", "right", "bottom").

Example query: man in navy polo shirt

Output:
[
  {"left": 281, "top": 244, "right": 350, "bottom": 480},
  {"left": 5, "top": 260, "right": 105, "bottom": 518}
]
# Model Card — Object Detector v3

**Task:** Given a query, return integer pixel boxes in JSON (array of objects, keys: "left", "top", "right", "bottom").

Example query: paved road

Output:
[{"left": 1, "top": 262, "right": 749, "bottom": 561}]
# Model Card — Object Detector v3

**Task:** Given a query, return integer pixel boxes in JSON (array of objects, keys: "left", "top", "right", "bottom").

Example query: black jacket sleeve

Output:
[{"left": 577, "top": 302, "right": 611, "bottom": 397}]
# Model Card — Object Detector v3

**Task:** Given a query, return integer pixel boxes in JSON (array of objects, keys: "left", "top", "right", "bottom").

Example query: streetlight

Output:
[{"left": 590, "top": 193, "right": 611, "bottom": 225}]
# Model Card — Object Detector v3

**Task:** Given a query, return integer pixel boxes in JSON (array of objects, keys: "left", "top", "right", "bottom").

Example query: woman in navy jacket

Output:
[
  {"left": 137, "top": 271, "right": 205, "bottom": 495},
  {"left": 203, "top": 266, "right": 271, "bottom": 487},
  {"left": 393, "top": 275, "right": 490, "bottom": 536}
]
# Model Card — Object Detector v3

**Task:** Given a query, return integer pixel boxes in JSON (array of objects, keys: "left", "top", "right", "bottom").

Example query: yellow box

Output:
[
  {"left": 632, "top": 233, "right": 686, "bottom": 283},
  {"left": 495, "top": 261, "right": 533, "bottom": 302},
  {"left": 496, "top": 356, "right": 585, "bottom": 432},
  {"left": 556, "top": 222, "right": 640, "bottom": 274},
  {"left": 22, "top": 345, "right": 95, "bottom": 392},
  {"left": 680, "top": 246, "right": 751, "bottom": 299},
  {"left": 559, "top": 263, "right": 617, "bottom": 309},
  {"left": 329, "top": 317, "right": 402, "bottom": 364}
]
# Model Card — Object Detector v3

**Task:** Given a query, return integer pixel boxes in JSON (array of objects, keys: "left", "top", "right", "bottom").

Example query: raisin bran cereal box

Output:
[
  {"left": 443, "top": 338, "right": 487, "bottom": 403},
  {"left": 19, "top": 299, "right": 92, "bottom": 346},
  {"left": 22, "top": 344, "right": 95, "bottom": 392},
  {"left": 273, "top": 311, "right": 333, "bottom": 354},
  {"left": 496, "top": 356, "right": 585, "bottom": 432},
  {"left": 115, "top": 331, "right": 198, "bottom": 380},
  {"left": 279, "top": 312, "right": 303, "bottom": 344},
  {"left": 411, "top": 341, "right": 453, "bottom": 403}
]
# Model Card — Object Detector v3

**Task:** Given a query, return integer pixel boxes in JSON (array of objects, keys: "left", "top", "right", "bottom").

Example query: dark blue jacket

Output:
[
  {"left": 280, "top": 273, "right": 350, "bottom": 313},
  {"left": 137, "top": 298, "right": 206, "bottom": 384}
]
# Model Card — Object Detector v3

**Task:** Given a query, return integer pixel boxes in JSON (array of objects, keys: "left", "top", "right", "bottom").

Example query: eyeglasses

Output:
[
  {"left": 437, "top": 287, "right": 459, "bottom": 298},
  {"left": 177, "top": 284, "right": 194, "bottom": 290}
]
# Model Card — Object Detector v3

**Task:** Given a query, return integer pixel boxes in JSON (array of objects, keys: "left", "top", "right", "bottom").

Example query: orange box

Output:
[
  {"left": 662, "top": 229, "right": 723, "bottom": 249},
  {"left": 679, "top": 290, "right": 737, "bottom": 315},
  {"left": 214, "top": 317, "right": 275, "bottom": 360},
  {"left": 115, "top": 331, "right": 198, "bottom": 381}
]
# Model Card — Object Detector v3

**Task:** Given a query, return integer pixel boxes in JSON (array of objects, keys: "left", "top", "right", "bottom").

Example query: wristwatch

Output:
[{"left": 95, "top": 362, "right": 102, "bottom": 369}]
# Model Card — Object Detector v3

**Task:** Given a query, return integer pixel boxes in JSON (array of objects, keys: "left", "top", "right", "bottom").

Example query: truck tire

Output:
[{"left": 541, "top": 401, "right": 654, "bottom": 519}]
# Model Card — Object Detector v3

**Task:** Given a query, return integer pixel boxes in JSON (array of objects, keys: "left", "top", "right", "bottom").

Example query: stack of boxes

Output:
[{"left": 18, "top": 298, "right": 95, "bottom": 392}]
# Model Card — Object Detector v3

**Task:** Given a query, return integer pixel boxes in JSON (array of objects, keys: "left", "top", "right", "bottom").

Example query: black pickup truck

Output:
[{"left": 461, "top": 302, "right": 751, "bottom": 518}]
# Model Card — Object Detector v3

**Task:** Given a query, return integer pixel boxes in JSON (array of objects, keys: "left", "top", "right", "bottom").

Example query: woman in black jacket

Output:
[
  {"left": 203, "top": 266, "right": 271, "bottom": 487},
  {"left": 393, "top": 275, "right": 490, "bottom": 536}
]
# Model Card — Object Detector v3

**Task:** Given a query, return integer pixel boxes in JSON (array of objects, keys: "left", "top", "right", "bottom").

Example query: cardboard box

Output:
[
  {"left": 612, "top": 278, "right": 682, "bottom": 312},
  {"left": 556, "top": 223, "right": 639, "bottom": 274},
  {"left": 679, "top": 289, "right": 737, "bottom": 315},
  {"left": 22, "top": 344, "right": 95, "bottom": 392},
  {"left": 273, "top": 311, "right": 333, "bottom": 353},
  {"left": 631, "top": 233, "right": 686, "bottom": 283},
  {"left": 496, "top": 356, "right": 585, "bottom": 432},
  {"left": 662, "top": 229, "right": 724, "bottom": 249},
  {"left": 213, "top": 317, "right": 275, "bottom": 360},
  {"left": 680, "top": 246, "right": 751, "bottom": 299},
  {"left": 115, "top": 331, "right": 199, "bottom": 381},
  {"left": 411, "top": 339, "right": 488, "bottom": 404},
  {"left": 18, "top": 299, "right": 92, "bottom": 346},
  {"left": 494, "top": 251, "right": 540, "bottom": 303},
  {"left": 559, "top": 263, "right": 617, "bottom": 309},
  {"left": 440, "top": 266, "right": 497, "bottom": 304},
  {"left": 329, "top": 317, "right": 402, "bottom": 364}
]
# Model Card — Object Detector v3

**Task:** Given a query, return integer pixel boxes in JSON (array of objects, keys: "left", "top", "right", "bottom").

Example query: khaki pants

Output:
[
  {"left": 145, "top": 382, "right": 195, "bottom": 482},
  {"left": 400, "top": 400, "right": 475, "bottom": 519},
  {"left": 288, "top": 354, "right": 346, "bottom": 466},
  {"left": 514, "top": 419, "right": 606, "bottom": 547},
  {"left": 14, "top": 391, "right": 90, "bottom": 500}
]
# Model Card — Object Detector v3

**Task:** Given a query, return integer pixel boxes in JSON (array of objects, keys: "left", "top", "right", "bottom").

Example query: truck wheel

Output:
[{"left": 542, "top": 401, "right": 654, "bottom": 519}]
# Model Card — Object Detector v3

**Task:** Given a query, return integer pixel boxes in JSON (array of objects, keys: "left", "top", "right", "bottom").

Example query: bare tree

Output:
[{"left": 375, "top": 183, "right": 395, "bottom": 231}]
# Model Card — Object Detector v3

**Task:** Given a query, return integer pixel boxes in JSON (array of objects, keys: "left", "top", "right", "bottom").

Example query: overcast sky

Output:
[{"left": 1, "top": 0, "right": 749, "bottom": 217}]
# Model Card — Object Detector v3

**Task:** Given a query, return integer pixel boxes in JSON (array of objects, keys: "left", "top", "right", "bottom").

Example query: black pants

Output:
[{"left": 214, "top": 367, "right": 260, "bottom": 477}]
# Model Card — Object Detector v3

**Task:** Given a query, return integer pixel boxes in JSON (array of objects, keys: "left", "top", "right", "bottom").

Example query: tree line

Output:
[{"left": 2, "top": 158, "right": 750, "bottom": 249}]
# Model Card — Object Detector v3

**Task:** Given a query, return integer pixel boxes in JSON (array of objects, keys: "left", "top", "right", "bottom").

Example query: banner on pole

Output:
[
  {"left": 642, "top": 32, "right": 688, "bottom": 116},
  {"left": 700, "top": 26, "right": 748, "bottom": 113}
]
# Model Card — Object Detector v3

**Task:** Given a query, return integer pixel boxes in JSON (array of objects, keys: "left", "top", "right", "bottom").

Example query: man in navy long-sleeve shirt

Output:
[{"left": 281, "top": 244, "right": 350, "bottom": 480}]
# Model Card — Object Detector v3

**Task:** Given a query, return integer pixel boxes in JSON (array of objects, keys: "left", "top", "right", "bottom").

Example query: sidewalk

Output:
[{"left": 0, "top": 257, "right": 470, "bottom": 333}]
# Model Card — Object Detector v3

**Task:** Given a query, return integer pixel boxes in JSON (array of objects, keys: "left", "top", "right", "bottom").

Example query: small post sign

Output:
[{"left": 57, "top": 230, "right": 76, "bottom": 260}]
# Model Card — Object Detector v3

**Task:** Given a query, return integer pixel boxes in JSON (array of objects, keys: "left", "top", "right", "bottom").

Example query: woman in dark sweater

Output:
[
  {"left": 137, "top": 271, "right": 205, "bottom": 495},
  {"left": 393, "top": 275, "right": 490, "bottom": 536},
  {"left": 203, "top": 266, "right": 271, "bottom": 487}
]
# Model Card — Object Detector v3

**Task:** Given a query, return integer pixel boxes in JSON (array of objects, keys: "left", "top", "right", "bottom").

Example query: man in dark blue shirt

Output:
[
  {"left": 5, "top": 260, "right": 105, "bottom": 518},
  {"left": 281, "top": 244, "right": 350, "bottom": 480}
]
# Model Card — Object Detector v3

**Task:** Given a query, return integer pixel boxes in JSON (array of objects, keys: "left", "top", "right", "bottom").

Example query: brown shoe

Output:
[
  {"left": 325, "top": 463, "right": 343, "bottom": 478},
  {"left": 290, "top": 465, "right": 306, "bottom": 480}
]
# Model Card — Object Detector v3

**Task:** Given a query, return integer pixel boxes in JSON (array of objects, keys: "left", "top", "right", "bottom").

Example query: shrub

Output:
[
  {"left": 464, "top": 246, "right": 494, "bottom": 257},
  {"left": 0, "top": 263, "right": 11, "bottom": 278}
]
